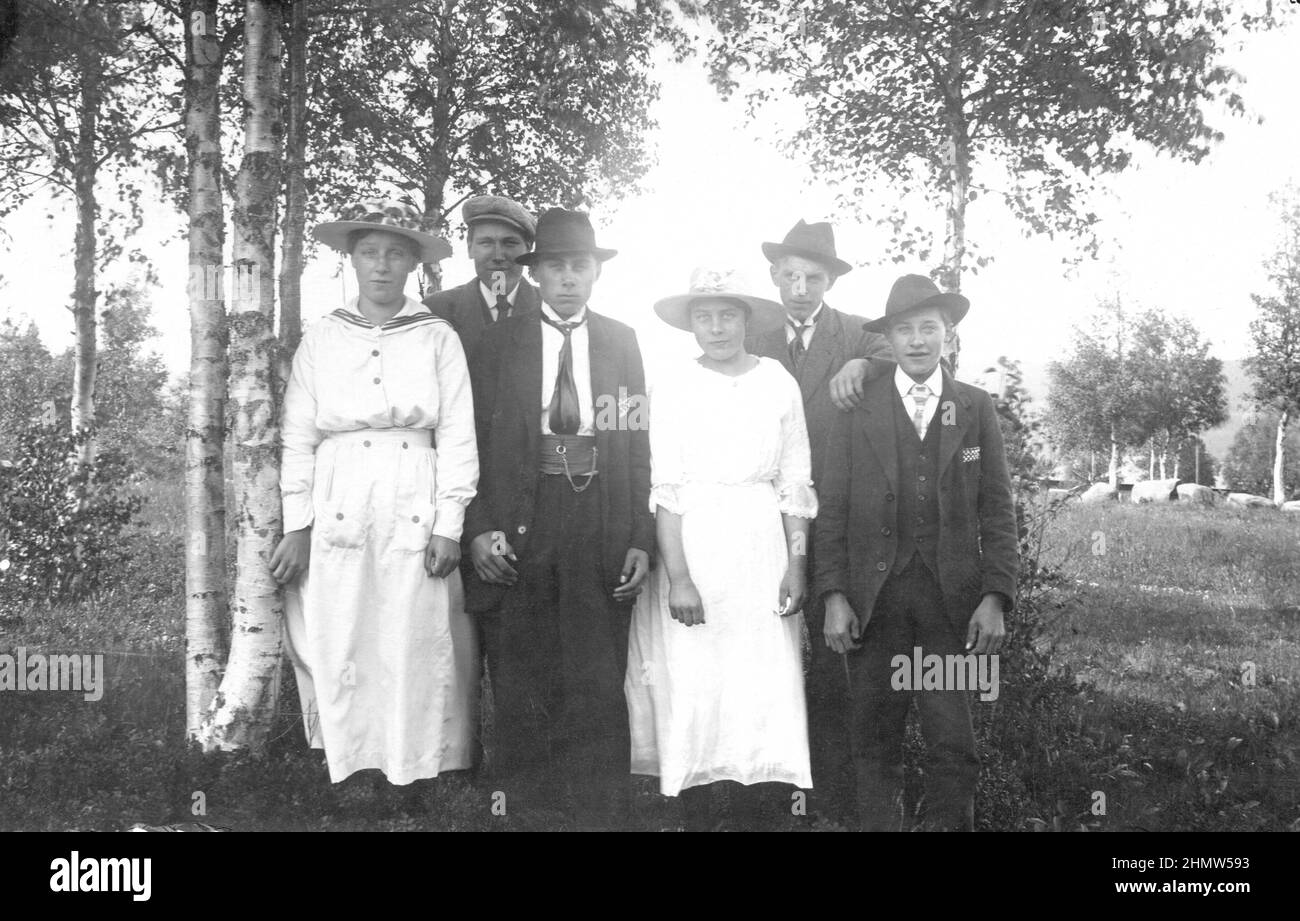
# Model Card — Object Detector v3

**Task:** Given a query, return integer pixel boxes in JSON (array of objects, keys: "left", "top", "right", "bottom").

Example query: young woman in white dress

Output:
[
  {"left": 626, "top": 267, "right": 817, "bottom": 831},
  {"left": 269, "top": 201, "right": 480, "bottom": 793}
]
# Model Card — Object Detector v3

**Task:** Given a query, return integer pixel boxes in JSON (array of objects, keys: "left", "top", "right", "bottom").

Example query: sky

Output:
[{"left": 2, "top": 12, "right": 1298, "bottom": 398}]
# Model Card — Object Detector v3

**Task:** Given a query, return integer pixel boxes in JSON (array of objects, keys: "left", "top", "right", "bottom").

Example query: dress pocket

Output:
[
  {"left": 317, "top": 502, "right": 366, "bottom": 549},
  {"left": 392, "top": 500, "right": 437, "bottom": 553}
]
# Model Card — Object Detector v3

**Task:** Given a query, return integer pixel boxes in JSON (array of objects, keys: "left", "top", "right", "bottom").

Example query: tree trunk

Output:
[
  {"left": 196, "top": 0, "right": 284, "bottom": 751},
  {"left": 183, "top": 0, "right": 229, "bottom": 740},
  {"left": 1273, "top": 409, "right": 1289, "bottom": 505},
  {"left": 938, "top": 42, "right": 968, "bottom": 376},
  {"left": 1108, "top": 425, "right": 1120, "bottom": 488},
  {"left": 277, "top": 0, "right": 308, "bottom": 375},
  {"left": 1148, "top": 443, "right": 1155, "bottom": 479},
  {"left": 420, "top": 174, "right": 448, "bottom": 294},
  {"left": 70, "top": 39, "right": 102, "bottom": 466}
]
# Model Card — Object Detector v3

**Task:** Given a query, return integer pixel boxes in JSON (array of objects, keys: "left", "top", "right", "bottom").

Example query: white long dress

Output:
[
  {"left": 280, "top": 297, "right": 480, "bottom": 785},
  {"left": 627, "top": 356, "right": 818, "bottom": 795}
]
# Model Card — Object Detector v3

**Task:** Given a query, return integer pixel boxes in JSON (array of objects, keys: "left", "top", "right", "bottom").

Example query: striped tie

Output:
[
  {"left": 910, "top": 383, "right": 931, "bottom": 439},
  {"left": 788, "top": 319, "right": 810, "bottom": 365}
]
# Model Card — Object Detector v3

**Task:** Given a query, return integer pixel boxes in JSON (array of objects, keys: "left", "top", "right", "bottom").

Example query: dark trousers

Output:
[
  {"left": 804, "top": 589, "right": 858, "bottom": 826},
  {"left": 848, "top": 557, "right": 978, "bottom": 831},
  {"left": 480, "top": 474, "right": 630, "bottom": 828}
]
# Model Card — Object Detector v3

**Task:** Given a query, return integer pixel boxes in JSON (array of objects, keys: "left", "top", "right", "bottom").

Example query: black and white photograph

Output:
[{"left": 0, "top": 0, "right": 1296, "bottom": 873}]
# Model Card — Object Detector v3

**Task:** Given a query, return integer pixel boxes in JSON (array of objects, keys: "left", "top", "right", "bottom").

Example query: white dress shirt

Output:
[
  {"left": 479, "top": 278, "right": 520, "bottom": 322},
  {"left": 539, "top": 303, "right": 595, "bottom": 436},
  {"left": 280, "top": 296, "right": 479, "bottom": 540},
  {"left": 894, "top": 362, "right": 944, "bottom": 439},
  {"left": 783, "top": 303, "right": 824, "bottom": 352}
]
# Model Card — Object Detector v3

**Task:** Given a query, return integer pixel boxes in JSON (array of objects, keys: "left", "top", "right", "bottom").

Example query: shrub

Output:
[{"left": 0, "top": 421, "right": 142, "bottom": 602}]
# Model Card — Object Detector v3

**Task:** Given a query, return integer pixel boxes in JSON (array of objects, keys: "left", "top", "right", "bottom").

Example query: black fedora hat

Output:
[
  {"left": 761, "top": 219, "right": 853, "bottom": 277},
  {"left": 515, "top": 208, "right": 617, "bottom": 266},
  {"left": 863, "top": 274, "right": 969, "bottom": 333}
]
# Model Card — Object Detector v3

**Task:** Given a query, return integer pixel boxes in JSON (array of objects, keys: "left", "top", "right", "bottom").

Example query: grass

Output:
[{"left": 2, "top": 484, "right": 1298, "bottom": 830}]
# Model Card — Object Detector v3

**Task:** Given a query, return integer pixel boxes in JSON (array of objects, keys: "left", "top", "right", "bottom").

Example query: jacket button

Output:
[
  {"left": 876, "top": 561, "right": 887, "bottom": 572},
  {"left": 517, "top": 525, "right": 527, "bottom": 534},
  {"left": 919, "top": 456, "right": 927, "bottom": 463},
  {"left": 402, "top": 442, "right": 408, "bottom": 449},
  {"left": 335, "top": 512, "right": 344, "bottom": 520},
  {"left": 885, "top": 493, "right": 895, "bottom": 502},
  {"left": 363, "top": 440, "right": 371, "bottom": 447},
  {"left": 918, "top": 475, "right": 927, "bottom": 482},
  {"left": 373, "top": 377, "right": 381, "bottom": 384},
  {"left": 880, "top": 527, "right": 891, "bottom": 536},
  {"left": 918, "top": 495, "right": 926, "bottom": 502},
  {"left": 371, "top": 349, "right": 380, "bottom": 357},
  {"left": 411, "top": 515, "right": 420, "bottom": 523}
]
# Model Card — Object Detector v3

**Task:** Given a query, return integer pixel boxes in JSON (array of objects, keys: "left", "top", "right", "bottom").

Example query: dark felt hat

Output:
[
  {"left": 515, "top": 208, "right": 617, "bottom": 266},
  {"left": 863, "top": 273, "right": 970, "bottom": 333},
  {"left": 761, "top": 219, "right": 853, "bottom": 277}
]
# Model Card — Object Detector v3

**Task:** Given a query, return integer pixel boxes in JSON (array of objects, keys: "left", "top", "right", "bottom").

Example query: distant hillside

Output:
[{"left": 996, "top": 358, "right": 1251, "bottom": 466}]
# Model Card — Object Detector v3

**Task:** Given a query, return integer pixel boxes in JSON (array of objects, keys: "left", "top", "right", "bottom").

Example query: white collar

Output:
[
  {"left": 541, "top": 303, "right": 587, "bottom": 325},
  {"left": 786, "top": 303, "right": 825, "bottom": 328},
  {"left": 479, "top": 278, "right": 521, "bottom": 306},
  {"left": 894, "top": 362, "right": 943, "bottom": 401},
  {"left": 344, "top": 295, "right": 426, "bottom": 322}
]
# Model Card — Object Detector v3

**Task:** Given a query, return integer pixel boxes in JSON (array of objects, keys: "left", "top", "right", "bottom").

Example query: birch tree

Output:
[
  {"left": 194, "top": 0, "right": 283, "bottom": 750},
  {"left": 1245, "top": 186, "right": 1300, "bottom": 506},
  {"left": 181, "top": 0, "right": 229, "bottom": 741},
  {"left": 0, "top": 0, "right": 179, "bottom": 466}
]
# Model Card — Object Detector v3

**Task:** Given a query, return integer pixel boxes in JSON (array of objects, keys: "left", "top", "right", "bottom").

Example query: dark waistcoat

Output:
[{"left": 891, "top": 389, "right": 941, "bottom": 578}]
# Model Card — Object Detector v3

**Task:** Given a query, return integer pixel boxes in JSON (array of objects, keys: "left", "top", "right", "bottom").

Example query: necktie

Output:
[
  {"left": 542, "top": 313, "right": 586, "bottom": 435},
  {"left": 787, "top": 318, "right": 810, "bottom": 365},
  {"left": 494, "top": 294, "right": 511, "bottom": 322},
  {"left": 910, "top": 383, "right": 931, "bottom": 439}
]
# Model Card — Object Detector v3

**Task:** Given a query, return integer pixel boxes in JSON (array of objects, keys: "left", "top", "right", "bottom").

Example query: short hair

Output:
[{"left": 346, "top": 228, "right": 417, "bottom": 258}]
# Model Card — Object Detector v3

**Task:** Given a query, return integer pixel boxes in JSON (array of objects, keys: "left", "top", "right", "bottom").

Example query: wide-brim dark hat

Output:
[
  {"left": 312, "top": 199, "right": 452, "bottom": 263},
  {"left": 515, "top": 208, "right": 617, "bottom": 266},
  {"left": 654, "top": 266, "right": 786, "bottom": 335},
  {"left": 761, "top": 218, "right": 853, "bottom": 277},
  {"left": 863, "top": 273, "right": 969, "bottom": 333}
]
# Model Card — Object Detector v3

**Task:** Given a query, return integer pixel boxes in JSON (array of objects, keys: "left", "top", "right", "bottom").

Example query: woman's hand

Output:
[
  {"left": 776, "top": 564, "right": 807, "bottom": 617},
  {"left": 613, "top": 548, "right": 650, "bottom": 603},
  {"left": 270, "top": 528, "right": 311, "bottom": 584},
  {"left": 668, "top": 579, "right": 705, "bottom": 627},
  {"left": 425, "top": 535, "right": 460, "bottom": 579}
]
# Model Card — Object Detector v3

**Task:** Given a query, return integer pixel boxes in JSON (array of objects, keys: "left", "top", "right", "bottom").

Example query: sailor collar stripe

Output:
[{"left": 329, "top": 308, "right": 449, "bottom": 332}]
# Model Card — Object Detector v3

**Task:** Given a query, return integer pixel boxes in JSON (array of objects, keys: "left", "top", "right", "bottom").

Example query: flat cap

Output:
[{"left": 463, "top": 195, "right": 536, "bottom": 241}]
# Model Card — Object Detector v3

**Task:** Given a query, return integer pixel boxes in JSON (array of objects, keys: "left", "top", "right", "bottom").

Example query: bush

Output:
[{"left": 0, "top": 421, "right": 142, "bottom": 602}]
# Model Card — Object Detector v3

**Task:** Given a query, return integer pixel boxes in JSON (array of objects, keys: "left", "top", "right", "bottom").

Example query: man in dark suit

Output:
[
  {"left": 814, "top": 274, "right": 1019, "bottom": 831},
  {"left": 464, "top": 208, "right": 653, "bottom": 830},
  {"left": 423, "top": 195, "right": 541, "bottom": 361},
  {"left": 746, "top": 219, "right": 892, "bottom": 828}
]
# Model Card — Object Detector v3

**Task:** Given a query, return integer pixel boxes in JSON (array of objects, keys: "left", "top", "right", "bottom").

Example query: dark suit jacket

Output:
[
  {"left": 423, "top": 277, "right": 541, "bottom": 362},
  {"left": 463, "top": 309, "right": 654, "bottom": 613},
  {"left": 813, "top": 368, "right": 1019, "bottom": 630},
  {"left": 746, "top": 304, "right": 892, "bottom": 488}
]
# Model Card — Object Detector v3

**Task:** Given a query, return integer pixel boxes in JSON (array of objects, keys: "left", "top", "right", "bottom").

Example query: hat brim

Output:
[
  {"left": 863, "top": 293, "right": 970, "bottom": 333},
  {"left": 312, "top": 221, "right": 453, "bottom": 263},
  {"left": 761, "top": 242, "right": 853, "bottom": 277},
  {"left": 516, "top": 247, "right": 617, "bottom": 266},
  {"left": 653, "top": 292, "right": 787, "bottom": 335}
]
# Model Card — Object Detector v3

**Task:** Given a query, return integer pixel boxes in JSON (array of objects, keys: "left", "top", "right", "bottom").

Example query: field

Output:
[{"left": 1, "top": 481, "right": 1298, "bottom": 831}]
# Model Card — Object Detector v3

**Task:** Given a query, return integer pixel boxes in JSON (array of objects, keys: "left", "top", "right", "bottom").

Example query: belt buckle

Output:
[{"left": 554, "top": 443, "right": 566, "bottom": 456}]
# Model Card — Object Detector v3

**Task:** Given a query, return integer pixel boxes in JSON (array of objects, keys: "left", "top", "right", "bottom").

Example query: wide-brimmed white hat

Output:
[
  {"left": 653, "top": 267, "right": 786, "bottom": 334},
  {"left": 312, "top": 199, "right": 452, "bottom": 263}
]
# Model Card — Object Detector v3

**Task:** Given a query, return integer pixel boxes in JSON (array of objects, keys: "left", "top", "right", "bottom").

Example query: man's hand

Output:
[
  {"left": 668, "top": 579, "right": 705, "bottom": 626},
  {"left": 965, "top": 594, "right": 1006, "bottom": 655},
  {"left": 425, "top": 535, "right": 460, "bottom": 579},
  {"left": 823, "top": 591, "right": 863, "bottom": 654},
  {"left": 270, "top": 528, "right": 311, "bottom": 584},
  {"left": 829, "top": 358, "right": 871, "bottom": 411},
  {"left": 776, "top": 565, "right": 807, "bottom": 617},
  {"left": 469, "top": 530, "right": 518, "bottom": 586},
  {"left": 613, "top": 548, "right": 650, "bottom": 602}
]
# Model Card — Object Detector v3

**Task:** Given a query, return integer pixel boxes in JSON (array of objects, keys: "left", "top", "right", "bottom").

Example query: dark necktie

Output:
[
  {"left": 494, "top": 294, "right": 510, "bottom": 322},
  {"left": 541, "top": 313, "right": 586, "bottom": 435},
  {"left": 788, "top": 317, "right": 811, "bottom": 365}
]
